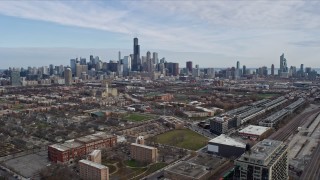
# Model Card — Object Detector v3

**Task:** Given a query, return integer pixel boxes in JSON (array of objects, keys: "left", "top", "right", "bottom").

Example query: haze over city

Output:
[{"left": 0, "top": 1, "right": 320, "bottom": 68}]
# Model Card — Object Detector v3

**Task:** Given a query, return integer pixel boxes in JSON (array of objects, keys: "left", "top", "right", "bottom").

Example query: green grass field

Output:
[
  {"left": 152, "top": 129, "right": 209, "bottom": 151},
  {"left": 124, "top": 113, "right": 153, "bottom": 122},
  {"left": 125, "top": 160, "right": 146, "bottom": 168}
]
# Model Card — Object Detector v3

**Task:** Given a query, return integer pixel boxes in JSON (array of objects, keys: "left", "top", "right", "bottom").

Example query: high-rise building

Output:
[
  {"left": 243, "top": 65, "right": 247, "bottom": 76},
  {"left": 132, "top": 37, "right": 140, "bottom": 71},
  {"left": 80, "top": 58, "right": 87, "bottom": 65},
  {"left": 146, "top": 51, "right": 153, "bottom": 72},
  {"left": 49, "top": 64, "right": 54, "bottom": 75},
  {"left": 165, "top": 62, "right": 179, "bottom": 76},
  {"left": 280, "top": 53, "right": 288, "bottom": 73},
  {"left": 152, "top": 52, "right": 158, "bottom": 64},
  {"left": 10, "top": 69, "right": 21, "bottom": 86},
  {"left": 186, "top": 61, "right": 193, "bottom": 73},
  {"left": 76, "top": 64, "right": 88, "bottom": 78},
  {"left": 130, "top": 143, "right": 158, "bottom": 163},
  {"left": 118, "top": 51, "right": 121, "bottom": 61},
  {"left": 122, "top": 56, "right": 131, "bottom": 76},
  {"left": 262, "top": 66, "right": 268, "bottom": 77},
  {"left": 234, "top": 139, "right": 288, "bottom": 180},
  {"left": 70, "top": 59, "right": 77, "bottom": 75},
  {"left": 271, "top": 64, "right": 275, "bottom": 76},
  {"left": 79, "top": 160, "right": 109, "bottom": 180},
  {"left": 64, "top": 68, "right": 72, "bottom": 86},
  {"left": 300, "top": 64, "right": 304, "bottom": 73},
  {"left": 237, "top": 61, "right": 240, "bottom": 69}
]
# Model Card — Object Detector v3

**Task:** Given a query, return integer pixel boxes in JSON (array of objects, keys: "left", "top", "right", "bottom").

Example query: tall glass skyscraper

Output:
[{"left": 132, "top": 37, "right": 140, "bottom": 71}]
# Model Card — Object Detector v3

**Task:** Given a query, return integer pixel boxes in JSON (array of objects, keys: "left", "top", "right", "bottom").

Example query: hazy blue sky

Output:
[{"left": 0, "top": 1, "right": 319, "bottom": 68}]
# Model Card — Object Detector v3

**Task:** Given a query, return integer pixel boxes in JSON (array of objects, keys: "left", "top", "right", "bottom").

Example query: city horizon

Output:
[{"left": 1, "top": 1, "right": 320, "bottom": 68}]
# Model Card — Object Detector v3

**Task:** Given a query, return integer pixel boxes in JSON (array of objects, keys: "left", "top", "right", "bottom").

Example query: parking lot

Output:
[{"left": 3, "top": 151, "right": 50, "bottom": 179}]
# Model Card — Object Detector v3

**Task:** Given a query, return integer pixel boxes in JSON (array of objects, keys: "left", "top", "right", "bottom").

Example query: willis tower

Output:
[{"left": 132, "top": 37, "right": 140, "bottom": 71}]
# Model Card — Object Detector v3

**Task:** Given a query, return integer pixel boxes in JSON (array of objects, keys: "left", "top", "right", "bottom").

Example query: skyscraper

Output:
[
  {"left": 132, "top": 37, "right": 140, "bottom": 71},
  {"left": 242, "top": 65, "right": 246, "bottom": 75},
  {"left": 146, "top": 51, "right": 153, "bottom": 72},
  {"left": 10, "top": 69, "right": 21, "bottom": 86},
  {"left": 152, "top": 52, "right": 158, "bottom": 64},
  {"left": 300, "top": 64, "right": 304, "bottom": 73},
  {"left": 64, "top": 68, "right": 72, "bottom": 86},
  {"left": 118, "top": 51, "right": 121, "bottom": 61},
  {"left": 186, "top": 61, "right": 192, "bottom": 73},
  {"left": 271, "top": 64, "right": 275, "bottom": 76},
  {"left": 280, "top": 53, "right": 288, "bottom": 73},
  {"left": 122, "top": 56, "right": 131, "bottom": 76},
  {"left": 70, "top": 59, "right": 77, "bottom": 75},
  {"left": 236, "top": 61, "right": 240, "bottom": 69}
]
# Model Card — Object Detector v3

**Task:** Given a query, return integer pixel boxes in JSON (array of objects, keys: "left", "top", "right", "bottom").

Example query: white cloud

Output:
[{"left": 0, "top": 1, "right": 319, "bottom": 67}]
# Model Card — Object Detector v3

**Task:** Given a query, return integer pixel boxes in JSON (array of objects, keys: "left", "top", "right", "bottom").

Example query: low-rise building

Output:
[
  {"left": 207, "top": 134, "right": 246, "bottom": 158},
  {"left": 238, "top": 125, "right": 272, "bottom": 140},
  {"left": 48, "top": 132, "right": 117, "bottom": 164}
]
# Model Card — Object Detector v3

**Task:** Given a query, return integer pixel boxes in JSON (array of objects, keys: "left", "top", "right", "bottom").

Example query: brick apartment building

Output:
[
  {"left": 79, "top": 159, "right": 109, "bottom": 180},
  {"left": 130, "top": 143, "right": 158, "bottom": 163},
  {"left": 48, "top": 132, "right": 117, "bottom": 163}
]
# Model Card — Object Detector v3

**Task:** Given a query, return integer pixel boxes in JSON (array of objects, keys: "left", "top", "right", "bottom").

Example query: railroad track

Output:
[
  {"left": 269, "top": 108, "right": 320, "bottom": 180},
  {"left": 300, "top": 143, "right": 320, "bottom": 180},
  {"left": 269, "top": 109, "right": 320, "bottom": 141}
]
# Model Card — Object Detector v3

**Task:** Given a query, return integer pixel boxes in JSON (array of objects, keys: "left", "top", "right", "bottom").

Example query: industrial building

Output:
[
  {"left": 79, "top": 159, "right": 109, "bottom": 180},
  {"left": 48, "top": 132, "right": 117, "bottom": 163},
  {"left": 207, "top": 134, "right": 246, "bottom": 158},
  {"left": 210, "top": 96, "right": 289, "bottom": 135},
  {"left": 259, "top": 98, "right": 305, "bottom": 127},
  {"left": 130, "top": 143, "right": 158, "bottom": 163},
  {"left": 234, "top": 139, "right": 289, "bottom": 180},
  {"left": 238, "top": 125, "right": 272, "bottom": 140}
]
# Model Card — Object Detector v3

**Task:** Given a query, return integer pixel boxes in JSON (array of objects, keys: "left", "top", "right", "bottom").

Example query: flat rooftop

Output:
[
  {"left": 238, "top": 125, "right": 271, "bottom": 136},
  {"left": 188, "top": 154, "right": 225, "bottom": 168},
  {"left": 49, "top": 144, "right": 70, "bottom": 152},
  {"left": 209, "top": 134, "right": 246, "bottom": 148},
  {"left": 165, "top": 161, "right": 209, "bottom": 179},
  {"left": 61, "top": 140, "right": 83, "bottom": 149},
  {"left": 131, "top": 143, "right": 157, "bottom": 150},
  {"left": 79, "top": 159, "right": 108, "bottom": 169},
  {"left": 92, "top": 131, "right": 114, "bottom": 139},
  {"left": 239, "top": 139, "right": 284, "bottom": 165},
  {"left": 76, "top": 135, "right": 100, "bottom": 143}
]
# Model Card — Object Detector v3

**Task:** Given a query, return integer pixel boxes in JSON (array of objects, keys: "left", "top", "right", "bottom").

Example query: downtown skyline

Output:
[{"left": 0, "top": 1, "right": 320, "bottom": 68}]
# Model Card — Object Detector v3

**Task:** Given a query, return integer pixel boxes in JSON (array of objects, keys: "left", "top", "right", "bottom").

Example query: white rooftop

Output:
[
  {"left": 209, "top": 134, "right": 246, "bottom": 148},
  {"left": 238, "top": 125, "right": 270, "bottom": 136},
  {"left": 79, "top": 159, "right": 108, "bottom": 169},
  {"left": 131, "top": 143, "right": 157, "bottom": 150}
]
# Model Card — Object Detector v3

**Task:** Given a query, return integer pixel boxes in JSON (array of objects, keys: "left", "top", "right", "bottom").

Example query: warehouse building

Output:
[
  {"left": 207, "top": 134, "right": 246, "bottom": 158},
  {"left": 238, "top": 125, "right": 272, "bottom": 140}
]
